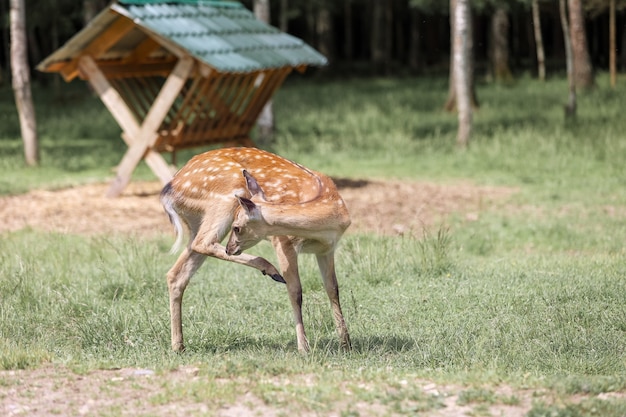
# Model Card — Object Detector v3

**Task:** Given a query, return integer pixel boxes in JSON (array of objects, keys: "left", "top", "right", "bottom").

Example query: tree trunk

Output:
[
  {"left": 445, "top": 0, "right": 478, "bottom": 113},
  {"left": 531, "top": 0, "right": 546, "bottom": 81},
  {"left": 444, "top": 0, "right": 457, "bottom": 111},
  {"left": 568, "top": 0, "right": 594, "bottom": 90},
  {"left": 621, "top": 12, "right": 626, "bottom": 71},
  {"left": 609, "top": 0, "right": 616, "bottom": 88},
  {"left": 0, "top": 0, "right": 9, "bottom": 85},
  {"left": 490, "top": 7, "right": 512, "bottom": 83},
  {"left": 304, "top": 2, "right": 315, "bottom": 47},
  {"left": 83, "top": 0, "right": 105, "bottom": 26},
  {"left": 10, "top": 0, "right": 39, "bottom": 166},
  {"left": 383, "top": 0, "right": 393, "bottom": 75},
  {"left": 316, "top": 6, "right": 334, "bottom": 64},
  {"left": 279, "top": 0, "right": 288, "bottom": 32},
  {"left": 253, "top": 0, "right": 274, "bottom": 146},
  {"left": 454, "top": 0, "right": 472, "bottom": 148},
  {"left": 408, "top": 7, "right": 421, "bottom": 73},
  {"left": 344, "top": 0, "right": 353, "bottom": 61},
  {"left": 560, "top": 0, "right": 576, "bottom": 119},
  {"left": 370, "top": 0, "right": 384, "bottom": 74}
]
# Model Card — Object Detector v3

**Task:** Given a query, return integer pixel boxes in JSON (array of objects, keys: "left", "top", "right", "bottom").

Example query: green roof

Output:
[{"left": 39, "top": 0, "right": 326, "bottom": 74}]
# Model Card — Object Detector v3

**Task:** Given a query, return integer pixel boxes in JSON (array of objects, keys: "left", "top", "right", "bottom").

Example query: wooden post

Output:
[{"left": 78, "top": 54, "right": 190, "bottom": 196}]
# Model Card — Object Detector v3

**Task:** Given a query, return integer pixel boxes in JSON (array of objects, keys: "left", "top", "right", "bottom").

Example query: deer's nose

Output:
[{"left": 225, "top": 245, "right": 241, "bottom": 256}]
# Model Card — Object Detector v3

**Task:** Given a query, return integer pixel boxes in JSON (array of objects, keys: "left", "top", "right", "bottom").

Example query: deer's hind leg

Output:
[
  {"left": 272, "top": 236, "right": 309, "bottom": 353},
  {"left": 167, "top": 248, "right": 206, "bottom": 352},
  {"left": 316, "top": 251, "right": 351, "bottom": 351}
]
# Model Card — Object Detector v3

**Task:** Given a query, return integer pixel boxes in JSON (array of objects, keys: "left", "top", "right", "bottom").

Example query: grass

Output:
[{"left": 1, "top": 73, "right": 626, "bottom": 415}]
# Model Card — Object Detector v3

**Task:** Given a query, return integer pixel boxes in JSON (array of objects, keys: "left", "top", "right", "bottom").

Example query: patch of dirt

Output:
[
  {"left": 1, "top": 365, "right": 545, "bottom": 417},
  {"left": 6, "top": 365, "right": 623, "bottom": 417},
  {"left": 0, "top": 179, "right": 515, "bottom": 238}
]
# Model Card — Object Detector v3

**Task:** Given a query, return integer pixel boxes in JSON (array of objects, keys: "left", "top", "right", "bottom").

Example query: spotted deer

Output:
[{"left": 160, "top": 147, "right": 352, "bottom": 353}]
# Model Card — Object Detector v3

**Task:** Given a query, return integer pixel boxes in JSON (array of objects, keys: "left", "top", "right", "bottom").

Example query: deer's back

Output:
[{"left": 166, "top": 148, "right": 333, "bottom": 209}]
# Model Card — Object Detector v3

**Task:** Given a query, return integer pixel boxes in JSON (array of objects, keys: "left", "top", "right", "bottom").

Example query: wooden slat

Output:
[
  {"left": 241, "top": 68, "right": 290, "bottom": 128},
  {"left": 165, "top": 75, "right": 207, "bottom": 145},
  {"left": 230, "top": 72, "right": 258, "bottom": 116},
  {"left": 255, "top": 68, "right": 291, "bottom": 117},
  {"left": 118, "top": 77, "right": 150, "bottom": 121},
  {"left": 106, "top": 56, "right": 194, "bottom": 197},
  {"left": 66, "top": 17, "right": 136, "bottom": 81},
  {"left": 139, "top": 76, "right": 164, "bottom": 108},
  {"left": 212, "top": 73, "right": 248, "bottom": 135},
  {"left": 221, "top": 72, "right": 259, "bottom": 140},
  {"left": 120, "top": 37, "right": 162, "bottom": 64},
  {"left": 194, "top": 74, "right": 231, "bottom": 139},
  {"left": 108, "top": 79, "right": 139, "bottom": 121},
  {"left": 121, "top": 133, "right": 175, "bottom": 183},
  {"left": 79, "top": 55, "right": 139, "bottom": 137},
  {"left": 239, "top": 72, "right": 275, "bottom": 127},
  {"left": 99, "top": 61, "right": 177, "bottom": 79},
  {"left": 173, "top": 75, "right": 218, "bottom": 148},
  {"left": 78, "top": 55, "right": 174, "bottom": 192}
]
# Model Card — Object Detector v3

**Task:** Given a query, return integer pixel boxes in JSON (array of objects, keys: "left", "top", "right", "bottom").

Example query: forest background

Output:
[{"left": 2, "top": 0, "right": 626, "bottom": 84}]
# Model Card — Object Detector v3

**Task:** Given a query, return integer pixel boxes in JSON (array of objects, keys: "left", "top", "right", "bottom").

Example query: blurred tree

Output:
[
  {"left": 344, "top": 0, "right": 353, "bottom": 62},
  {"left": 408, "top": 0, "right": 448, "bottom": 72},
  {"left": 316, "top": 2, "right": 334, "bottom": 65},
  {"left": 568, "top": 0, "right": 595, "bottom": 89},
  {"left": 490, "top": 4, "right": 513, "bottom": 83},
  {"left": 10, "top": 0, "right": 39, "bottom": 166},
  {"left": 4, "top": 0, "right": 622, "bottom": 88},
  {"left": 254, "top": 0, "right": 275, "bottom": 146},
  {"left": 585, "top": 0, "right": 626, "bottom": 87},
  {"left": 83, "top": 0, "right": 107, "bottom": 24},
  {"left": 0, "top": 0, "right": 8, "bottom": 84},
  {"left": 560, "top": 0, "right": 576, "bottom": 119},
  {"left": 278, "top": 0, "right": 288, "bottom": 31},
  {"left": 370, "top": 0, "right": 392, "bottom": 75},
  {"left": 453, "top": 0, "right": 472, "bottom": 148},
  {"left": 609, "top": 0, "right": 616, "bottom": 87},
  {"left": 531, "top": 0, "right": 546, "bottom": 80},
  {"left": 444, "top": 0, "right": 478, "bottom": 112}
]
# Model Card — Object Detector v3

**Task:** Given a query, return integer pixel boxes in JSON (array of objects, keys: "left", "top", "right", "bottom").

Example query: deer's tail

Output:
[{"left": 160, "top": 182, "right": 185, "bottom": 255}]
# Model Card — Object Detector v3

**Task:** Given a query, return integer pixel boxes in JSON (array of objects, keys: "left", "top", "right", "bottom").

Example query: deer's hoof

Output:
[{"left": 270, "top": 272, "right": 286, "bottom": 284}]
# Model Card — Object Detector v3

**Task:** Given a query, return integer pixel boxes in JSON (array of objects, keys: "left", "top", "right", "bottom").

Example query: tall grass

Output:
[
  {"left": 1, "top": 230, "right": 625, "bottom": 381},
  {"left": 1, "top": 74, "right": 626, "bottom": 414},
  {"left": 273, "top": 75, "right": 626, "bottom": 194}
]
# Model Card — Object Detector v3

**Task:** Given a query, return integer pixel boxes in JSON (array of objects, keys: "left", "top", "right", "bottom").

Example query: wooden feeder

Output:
[{"left": 37, "top": 0, "right": 326, "bottom": 197}]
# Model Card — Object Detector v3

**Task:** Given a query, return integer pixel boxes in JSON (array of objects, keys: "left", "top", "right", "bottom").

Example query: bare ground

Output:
[
  {"left": 0, "top": 179, "right": 555, "bottom": 416},
  {"left": 0, "top": 178, "right": 514, "bottom": 237},
  {"left": 1, "top": 365, "right": 543, "bottom": 417},
  {"left": 4, "top": 364, "right": 621, "bottom": 417}
]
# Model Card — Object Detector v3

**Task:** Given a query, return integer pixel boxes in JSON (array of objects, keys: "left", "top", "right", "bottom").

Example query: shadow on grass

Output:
[
  {"left": 351, "top": 335, "right": 415, "bottom": 354},
  {"left": 333, "top": 178, "right": 370, "bottom": 189},
  {"left": 187, "top": 333, "right": 414, "bottom": 356},
  {"left": 189, "top": 333, "right": 292, "bottom": 355}
]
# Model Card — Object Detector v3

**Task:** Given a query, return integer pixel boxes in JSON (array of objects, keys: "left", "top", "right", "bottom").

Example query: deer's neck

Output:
[{"left": 260, "top": 189, "right": 350, "bottom": 242}]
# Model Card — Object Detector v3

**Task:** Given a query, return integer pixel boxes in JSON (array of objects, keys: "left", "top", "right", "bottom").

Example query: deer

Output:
[{"left": 160, "top": 147, "right": 352, "bottom": 353}]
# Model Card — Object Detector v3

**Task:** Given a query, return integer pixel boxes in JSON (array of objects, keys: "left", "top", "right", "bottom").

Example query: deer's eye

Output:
[{"left": 232, "top": 226, "right": 240, "bottom": 234}]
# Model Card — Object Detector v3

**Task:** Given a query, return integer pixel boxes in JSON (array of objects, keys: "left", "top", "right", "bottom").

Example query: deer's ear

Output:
[
  {"left": 242, "top": 170, "right": 266, "bottom": 200},
  {"left": 236, "top": 196, "right": 260, "bottom": 218}
]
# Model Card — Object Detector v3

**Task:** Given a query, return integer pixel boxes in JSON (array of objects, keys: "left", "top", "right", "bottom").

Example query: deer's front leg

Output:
[
  {"left": 191, "top": 240, "right": 285, "bottom": 284},
  {"left": 167, "top": 248, "right": 206, "bottom": 352},
  {"left": 272, "top": 236, "right": 309, "bottom": 353}
]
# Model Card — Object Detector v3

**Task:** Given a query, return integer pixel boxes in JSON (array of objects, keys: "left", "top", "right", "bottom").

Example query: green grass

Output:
[{"left": 1, "top": 73, "right": 626, "bottom": 415}]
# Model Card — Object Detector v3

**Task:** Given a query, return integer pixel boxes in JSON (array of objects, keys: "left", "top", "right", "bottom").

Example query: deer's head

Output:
[{"left": 225, "top": 170, "right": 269, "bottom": 256}]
